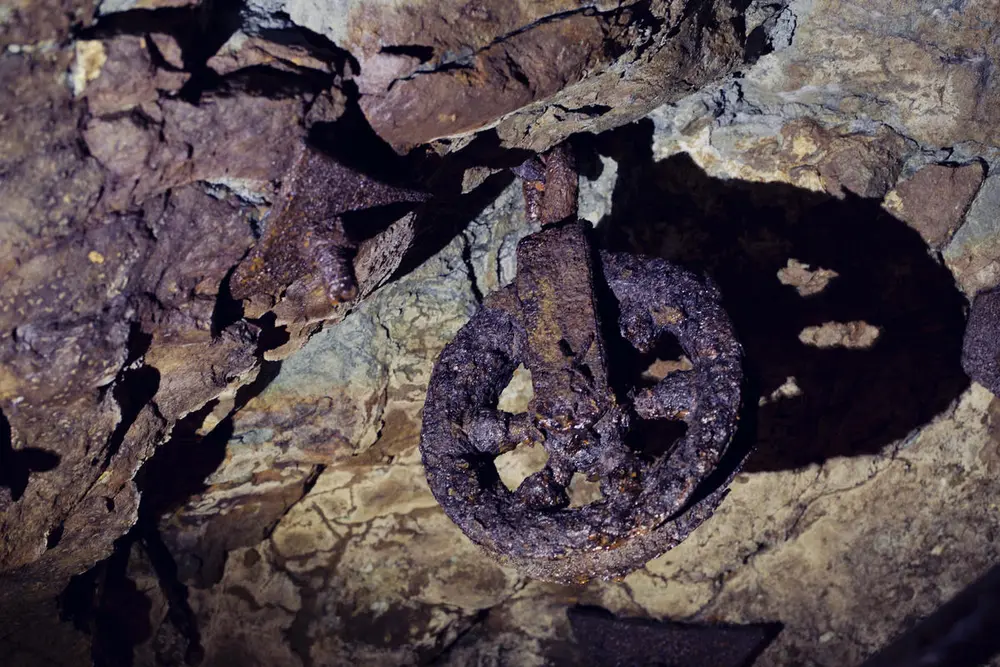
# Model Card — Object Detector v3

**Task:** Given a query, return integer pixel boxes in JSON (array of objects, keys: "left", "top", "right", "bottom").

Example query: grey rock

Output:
[{"left": 945, "top": 174, "right": 1000, "bottom": 295}]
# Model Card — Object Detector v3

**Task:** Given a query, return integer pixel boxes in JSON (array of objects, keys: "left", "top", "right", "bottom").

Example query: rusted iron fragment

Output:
[
  {"left": 516, "top": 223, "right": 612, "bottom": 427},
  {"left": 567, "top": 606, "right": 779, "bottom": 667},
  {"left": 420, "top": 246, "right": 743, "bottom": 583},
  {"left": 231, "top": 144, "right": 428, "bottom": 311},
  {"left": 962, "top": 286, "right": 1000, "bottom": 396},
  {"left": 517, "top": 144, "right": 579, "bottom": 226},
  {"left": 507, "top": 223, "right": 628, "bottom": 511}
]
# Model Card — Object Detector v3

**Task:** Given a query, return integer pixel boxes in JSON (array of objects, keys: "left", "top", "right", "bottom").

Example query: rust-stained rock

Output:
[
  {"left": 207, "top": 31, "right": 337, "bottom": 76},
  {"left": 0, "top": 0, "right": 97, "bottom": 46},
  {"left": 360, "top": 13, "right": 610, "bottom": 152},
  {"left": 77, "top": 35, "right": 189, "bottom": 116},
  {"left": 884, "top": 163, "right": 986, "bottom": 249},
  {"left": 0, "top": 11, "right": 355, "bottom": 622},
  {"left": 1, "top": 48, "right": 105, "bottom": 260},
  {"left": 0, "top": 183, "right": 261, "bottom": 608},
  {"left": 738, "top": 119, "right": 910, "bottom": 198},
  {"left": 85, "top": 92, "right": 306, "bottom": 213},
  {"left": 1, "top": 0, "right": 1000, "bottom": 665},
  {"left": 280, "top": 0, "right": 743, "bottom": 152},
  {"left": 653, "top": 111, "right": 915, "bottom": 199}
]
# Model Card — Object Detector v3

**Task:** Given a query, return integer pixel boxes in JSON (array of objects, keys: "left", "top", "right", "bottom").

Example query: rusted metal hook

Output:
[{"left": 420, "top": 144, "right": 745, "bottom": 583}]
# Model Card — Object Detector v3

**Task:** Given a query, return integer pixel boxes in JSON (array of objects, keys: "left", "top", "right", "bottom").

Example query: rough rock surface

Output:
[
  {"left": 270, "top": 0, "right": 744, "bottom": 153},
  {"left": 884, "top": 163, "right": 985, "bottom": 249},
  {"left": 1, "top": 0, "right": 999, "bottom": 665},
  {"left": 0, "top": 0, "right": 418, "bottom": 648}
]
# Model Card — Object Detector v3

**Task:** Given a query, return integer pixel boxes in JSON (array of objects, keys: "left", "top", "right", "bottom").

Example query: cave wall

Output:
[{"left": 1, "top": 0, "right": 999, "bottom": 665}]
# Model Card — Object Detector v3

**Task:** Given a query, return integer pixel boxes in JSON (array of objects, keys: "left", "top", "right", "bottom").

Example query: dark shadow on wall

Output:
[
  {"left": 578, "top": 121, "right": 969, "bottom": 472},
  {"left": 0, "top": 409, "right": 61, "bottom": 504}
]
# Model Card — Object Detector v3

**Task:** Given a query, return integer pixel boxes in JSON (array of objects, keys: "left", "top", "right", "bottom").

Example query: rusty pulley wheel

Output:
[{"left": 420, "top": 217, "right": 744, "bottom": 583}]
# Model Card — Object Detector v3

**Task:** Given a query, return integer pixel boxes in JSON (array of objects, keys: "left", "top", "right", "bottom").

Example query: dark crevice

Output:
[
  {"left": 250, "top": 312, "right": 290, "bottom": 354},
  {"left": 627, "top": 419, "right": 688, "bottom": 464},
  {"left": 75, "top": 6, "right": 202, "bottom": 43},
  {"left": 504, "top": 52, "right": 531, "bottom": 89},
  {"left": 135, "top": 401, "right": 230, "bottom": 522},
  {"left": 743, "top": 3, "right": 796, "bottom": 64},
  {"left": 380, "top": 44, "right": 436, "bottom": 63},
  {"left": 102, "top": 365, "right": 160, "bottom": 468},
  {"left": 206, "top": 64, "right": 334, "bottom": 100},
  {"left": 139, "top": 524, "right": 204, "bottom": 666},
  {"left": 461, "top": 236, "right": 485, "bottom": 304},
  {"left": 45, "top": 522, "right": 65, "bottom": 550},
  {"left": 122, "top": 315, "right": 155, "bottom": 368},
  {"left": 59, "top": 533, "right": 155, "bottom": 667},
  {"left": 743, "top": 22, "right": 774, "bottom": 62},
  {"left": 129, "top": 302, "right": 286, "bottom": 526},
  {"left": 309, "top": 89, "right": 439, "bottom": 188},
  {"left": 286, "top": 584, "right": 318, "bottom": 667},
  {"left": 59, "top": 565, "right": 103, "bottom": 632},
  {"left": 102, "top": 399, "right": 240, "bottom": 642},
  {"left": 553, "top": 103, "right": 613, "bottom": 117},
  {"left": 211, "top": 265, "right": 245, "bottom": 337}
]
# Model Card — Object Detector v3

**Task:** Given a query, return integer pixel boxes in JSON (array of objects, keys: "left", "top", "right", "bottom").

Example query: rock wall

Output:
[{"left": 1, "top": 0, "right": 999, "bottom": 665}]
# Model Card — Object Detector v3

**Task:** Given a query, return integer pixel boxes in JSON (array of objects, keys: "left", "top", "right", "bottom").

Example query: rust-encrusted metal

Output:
[
  {"left": 962, "top": 286, "right": 1000, "bottom": 397},
  {"left": 231, "top": 144, "right": 428, "bottom": 307},
  {"left": 419, "top": 146, "right": 744, "bottom": 583}
]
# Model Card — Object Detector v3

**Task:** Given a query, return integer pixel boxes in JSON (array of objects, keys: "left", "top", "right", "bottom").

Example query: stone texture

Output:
[
  {"left": 0, "top": 0, "right": 97, "bottom": 46},
  {"left": 776, "top": 258, "right": 839, "bottom": 297},
  {"left": 154, "top": 178, "right": 536, "bottom": 594},
  {"left": 1, "top": 0, "right": 1000, "bottom": 665},
  {"left": 206, "top": 31, "right": 337, "bottom": 76},
  {"left": 136, "top": 116, "right": 992, "bottom": 667},
  {"left": 0, "top": 1, "right": 363, "bottom": 629},
  {"left": 798, "top": 321, "right": 881, "bottom": 349},
  {"left": 944, "top": 173, "right": 1000, "bottom": 296},
  {"left": 277, "top": 0, "right": 744, "bottom": 153},
  {"left": 884, "top": 163, "right": 985, "bottom": 249},
  {"left": 652, "top": 112, "right": 913, "bottom": 199}
]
